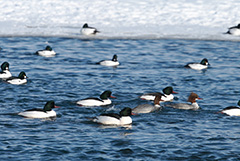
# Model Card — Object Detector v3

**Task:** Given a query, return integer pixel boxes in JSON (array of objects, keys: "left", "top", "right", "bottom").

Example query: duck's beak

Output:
[
  {"left": 110, "top": 95, "right": 116, "bottom": 99},
  {"left": 197, "top": 97, "right": 203, "bottom": 100},
  {"left": 54, "top": 105, "right": 60, "bottom": 108},
  {"left": 172, "top": 91, "right": 178, "bottom": 94}
]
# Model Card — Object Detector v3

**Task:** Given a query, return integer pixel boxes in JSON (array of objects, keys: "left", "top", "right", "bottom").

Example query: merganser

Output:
[
  {"left": 225, "top": 24, "right": 240, "bottom": 36},
  {"left": 77, "top": 90, "right": 116, "bottom": 106},
  {"left": 165, "top": 92, "right": 202, "bottom": 110},
  {"left": 140, "top": 86, "right": 178, "bottom": 102},
  {"left": 220, "top": 100, "right": 240, "bottom": 116},
  {"left": 97, "top": 54, "right": 120, "bottom": 67},
  {"left": 18, "top": 101, "right": 60, "bottom": 118},
  {"left": 0, "top": 62, "right": 12, "bottom": 79},
  {"left": 133, "top": 95, "right": 163, "bottom": 114},
  {"left": 5, "top": 71, "right": 27, "bottom": 85},
  {"left": 92, "top": 107, "right": 134, "bottom": 125},
  {"left": 185, "top": 58, "right": 210, "bottom": 70},
  {"left": 81, "top": 23, "right": 100, "bottom": 35},
  {"left": 36, "top": 46, "right": 56, "bottom": 57}
]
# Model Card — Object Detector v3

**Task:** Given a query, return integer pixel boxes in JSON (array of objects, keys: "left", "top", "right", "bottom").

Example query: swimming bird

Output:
[
  {"left": 185, "top": 58, "right": 210, "bottom": 70},
  {"left": 225, "top": 24, "right": 240, "bottom": 36},
  {"left": 81, "top": 23, "right": 100, "bottom": 35},
  {"left": 18, "top": 101, "right": 60, "bottom": 118},
  {"left": 140, "top": 86, "right": 178, "bottom": 102},
  {"left": 0, "top": 62, "right": 12, "bottom": 79},
  {"left": 36, "top": 45, "right": 56, "bottom": 57},
  {"left": 220, "top": 100, "right": 240, "bottom": 116},
  {"left": 77, "top": 90, "right": 116, "bottom": 107},
  {"left": 92, "top": 107, "right": 134, "bottom": 125},
  {"left": 97, "top": 54, "right": 120, "bottom": 67},
  {"left": 5, "top": 71, "right": 27, "bottom": 85},
  {"left": 133, "top": 95, "right": 163, "bottom": 114},
  {"left": 165, "top": 92, "right": 202, "bottom": 110}
]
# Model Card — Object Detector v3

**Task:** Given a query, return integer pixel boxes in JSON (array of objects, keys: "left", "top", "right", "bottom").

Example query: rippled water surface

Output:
[{"left": 0, "top": 37, "right": 240, "bottom": 160}]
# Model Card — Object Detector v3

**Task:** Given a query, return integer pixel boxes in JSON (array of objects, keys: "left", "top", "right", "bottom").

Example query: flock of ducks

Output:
[
  {"left": 0, "top": 52, "right": 239, "bottom": 125},
  {"left": 1, "top": 22, "right": 239, "bottom": 125}
]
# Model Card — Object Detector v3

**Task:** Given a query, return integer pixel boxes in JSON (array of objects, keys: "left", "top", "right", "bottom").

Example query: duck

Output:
[
  {"left": 81, "top": 23, "right": 100, "bottom": 35},
  {"left": 5, "top": 71, "right": 27, "bottom": 85},
  {"left": 133, "top": 95, "right": 163, "bottom": 114},
  {"left": 0, "top": 62, "right": 12, "bottom": 79},
  {"left": 77, "top": 90, "right": 116, "bottom": 107},
  {"left": 92, "top": 107, "right": 134, "bottom": 125},
  {"left": 225, "top": 24, "right": 240, "bottom": 36},
  {"left": 220, "top": 100, "right": 240, "bottom": 116},
  {"left": 184, "top": 58, "right": 210, "bottom": 70},
  {"left": 18, "top": 101, "right": 60, "bottom": 118},
  {"left": 97, "top": 54, "right": 120, "bottom": 67},
  {"left": 165, "top": 92, "right": 202, "bottom": 110},
  {"left": 36, "top": 45, "right": 56, "bottom": 57},
  {"left": 140, "top": 86, "right": 178, "bottom": 102}
]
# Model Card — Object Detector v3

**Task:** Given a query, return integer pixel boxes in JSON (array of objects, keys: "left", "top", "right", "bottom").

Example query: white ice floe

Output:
[{"left": 0, "top": 0, "right": 240, "bottom": 40}]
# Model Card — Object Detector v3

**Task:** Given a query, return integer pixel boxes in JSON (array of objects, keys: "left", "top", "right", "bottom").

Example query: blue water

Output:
[{"left": 0, "top": 37, "right": 240, "bottom": 160}]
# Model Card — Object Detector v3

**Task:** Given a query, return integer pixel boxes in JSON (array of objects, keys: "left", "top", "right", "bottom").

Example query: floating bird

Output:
[
  {"left": 92, "top": 107, "right": 134, "bottom": 125},
  {"left": 81, "top": 23, "right": 100, "bottom": 35},
  {"left": 5, "top": 71, "right": 27, "bottom": 85},
  {"left": 18, "top": 101, "right": 60, "bottom": 118},
  {"left": 36, "top": 45, "right": 56, "bottom": 57},
  {"left": 225, "top": 23, "right": 240, "bottom": 36},
  {"left": 0, "top": 62, "right": 12, "bottom": 79},
  {"left": 97, "top": 54, "right": 120, "bottom": 67},
  {"left": 133, "top": 95, "right": 163, "bottom": 114},
  {"left": 219, "top": 100, "right": 240, "bottom": 116},
  {"left": 165, "top": 92, "right": 202, "bottom": 110},
  {"left": 77, "top": 90, "right": 116, "bottom": 107},
  {"left": 185, "top": 58, "right": 210, "bottom": 70},
  {"left": 140, "top": 86, "right": 177, "bottom": 102}
]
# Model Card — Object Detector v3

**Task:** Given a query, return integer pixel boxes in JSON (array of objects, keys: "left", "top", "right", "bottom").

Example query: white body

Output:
[
  {"left": 77, "top": 98, "right": 111, "bottom": 106},
  {"left": 100, "top": 60, "right": 120, "bottom": 67},
  {"left": 228, "top": 28, "right": 240, "bottom": 36},
  {"left": 18, "top": 110, "right": 57, "bottom": 118},
  {"left": 37, "top": 50, "right": 56, "bottom": 57},
  {"left": 221, "top": 108, "right": 240, "bottom": 116},
  {"left": 188, "top": 63, "right": 208, "bottom": 70},
  {"left": 0, "top": 70, "right": 12, "bottom": 79},
  {"left": 7, "top": 78, "right": 27, "bottom": 85},
  {"left": 140, "top": 94, "right": 174, "bottom": 102},
  {"left": 81, "top": 28, "right": 97, "bottom": 35},
  {"left": 93, "top": 116, "right": 132, "bottom": 125}
]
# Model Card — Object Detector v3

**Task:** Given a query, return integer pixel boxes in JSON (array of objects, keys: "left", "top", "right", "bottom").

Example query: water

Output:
[{"left": 0, "top": 37, "right": 240, "bottom": 160}]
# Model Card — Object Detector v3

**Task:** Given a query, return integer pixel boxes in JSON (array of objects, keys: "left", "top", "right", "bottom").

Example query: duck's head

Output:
[
  {"left": 45, "top": 46, "right": 52, "bottom": 51},
  {"left": 112, "top": 55, "right": 118, "bottom": 62},
  {"left": 100, "top": 90, "right": 116, "bottom": 99},
  {"left": 162, "top": 86, "right": 178, "bottom": 95},
  {"left": 83, "top": 23, "right": 89, "bottom": 28},
  {"left": 18, "top": 71, "right": 27, "bottom": 79},
  {"left": 187, "top": 92, "right": 202, "bottom": 103},
  {"left": 120, "top": 107, "right": 134, "bottom": 116},
  {"left": 43, "top": 101, "right": 60, "bottom": 112},
  {"left": 200, "top": 58, "right": 209, "bottom": 66},
  {"left": 1, "top": 62, "right": 10, "bottom": 71}
]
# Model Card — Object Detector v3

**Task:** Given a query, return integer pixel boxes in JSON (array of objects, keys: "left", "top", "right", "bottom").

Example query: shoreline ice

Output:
[{"left": 0, "top": 0, "right": 239, "bottom": 41}]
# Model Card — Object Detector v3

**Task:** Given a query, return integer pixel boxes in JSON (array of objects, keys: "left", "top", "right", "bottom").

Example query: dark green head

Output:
[
  {"left": 200, "top": 58, "right": 209, "bottom": 65},
  {"left": 112, "top": 55, "right": 118, "bottom": 62},
  {"left": 1, "top": 62, "right": 9, "bottom": 71},
  {"left": 237, "top": 100, "right": 240, "bottom": 106},
  {"left": 100, "top": 90, "right": 115, "bottom": 99},
  {"left": 83, "top": 23, "right": 88, "bottom": 28},
  {"left": 43, "top": 101, "right": 55, "bottom": 111},
  {"left": 120, "top": 107, "right": 132, "bottom": 116},
  {"left": 162, "top": 86, "right": 177, "bottom": 95},
  {"left": 18, "top": 71, "right": 27, "bottom": 79},
  {"left": 45, "top": 46, "right": 52, "bottom": 51}
]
